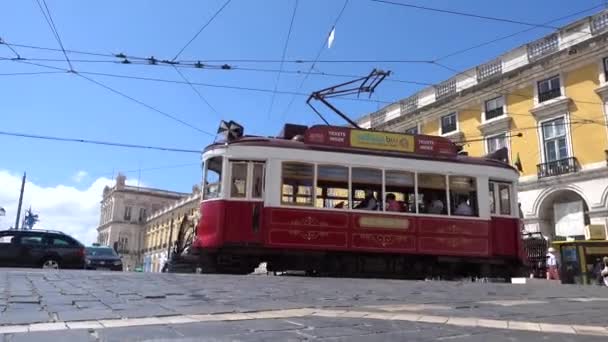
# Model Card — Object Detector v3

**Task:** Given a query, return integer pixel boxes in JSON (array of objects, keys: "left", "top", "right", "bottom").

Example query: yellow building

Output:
[
  {"left": 360, "top": 10, "right": 608, "bottom": 241},
  {"left": 142, "top": 189, "right": 200, "bottom": 272}
]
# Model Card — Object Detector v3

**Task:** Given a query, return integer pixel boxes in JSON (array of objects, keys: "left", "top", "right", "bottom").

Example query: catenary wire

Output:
[
  {"left": 268, "top": 0, "right": 299, "bottom": 120},
  {"left": 75, "top": 73, "right": 216, "bottom": 137},
  {"left": 282, "top": 0, "right": 350, "bottom": 120},
  {"left": 434, "top": 4, "right": 605, "bottom": 61},
  {"left": 35, "top": 0, "right": 74, "bottom": 71},
  {"left": 172, "top": 0, "right": 232, "bottom": 61},
  {"left": 370, "top": 0, "right": 558, "bottom": 29},
  {"left": 0, "top": 130, "right": 202, "bottom": 153},
  {"left": 171, "top": 64, "right": 222, "bottom": 119}
]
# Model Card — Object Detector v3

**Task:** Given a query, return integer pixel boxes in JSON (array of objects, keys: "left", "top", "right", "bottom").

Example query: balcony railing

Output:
[
  {"left": 527, "top": 34, "right": 559, "bottom": 61},
  {"left": 435, "top": 79, "right": 457, "bottom": 100},
  {"left": 477, "top": 59, "right": 502, "bottom": 82},
  {"left": 538, "top": 88, "right": 561, "bottom": 103},
  {"left": 400, "top": 95, "right": 418, "bottom": 115},
  {"left": 537, "top": 157, "right": 579, "bottom": 178}
]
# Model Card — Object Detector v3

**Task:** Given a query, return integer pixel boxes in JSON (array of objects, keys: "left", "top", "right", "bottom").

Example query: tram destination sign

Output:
[{"left": 303, "top": 126, "right": 457, "bottom": 156}]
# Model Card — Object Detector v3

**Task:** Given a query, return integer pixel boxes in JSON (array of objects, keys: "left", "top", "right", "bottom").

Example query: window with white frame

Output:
[
  {"left": 440, "top": 113, "right": 457, "bottom": 134},
  {"left": 484, "top": 96, "right": 504, "bottom": 120},
  {"left": 486, "top": 133, "right": 508, "bottom": 154},
  {"left": 404, "top": 125, "right": 418, "bottom": 135},
  {"left": 124, "top": 206, "right": 132, "bottom": 221},
  {"left": 537, "top": 76, "right": 561, "bottom": 103},
  {"left": 603, "top": 57, "right": 608, "bottom": 82},
  {"left": 542, "top": 117, "right": 569, "bottom": 162}
]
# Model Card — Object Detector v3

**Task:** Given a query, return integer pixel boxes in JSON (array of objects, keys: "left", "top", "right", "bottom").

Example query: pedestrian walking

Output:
[
  {"left": 601, "top": 256, "right": 608, "bottom": 287},
  {"left": 546, "top": 247, "right": 560, "bottom": 281}
]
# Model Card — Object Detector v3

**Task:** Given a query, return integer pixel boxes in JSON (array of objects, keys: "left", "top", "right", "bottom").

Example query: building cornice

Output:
[
  {"left": 594, "top": 83, "right": 608, "bottom": 101},
  {"left": 477, "top": 115, "right": 512, "bottom": 136},
  {"left": 441, "top": 130, "right": 464, "bottom": 142},
  {"left": 363, "top": 22, "right": 608, "bottom": 130},
  {"left": 529, "top": 96, "right": 572, "bottom": 120},
  {"left": 518, "top": 164, "right": 608, "bottom": 191}
]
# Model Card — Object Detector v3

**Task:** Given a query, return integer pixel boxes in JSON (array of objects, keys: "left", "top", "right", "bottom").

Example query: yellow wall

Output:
[
  {"left": 565, "top": 63, "right": 607, "bottom": 166},
  {"left": 458, "top": 108, "right": 484, "bottom": 156},
  {"left": 421, "top": 116, "right": 438, "bottom": 135},
  {"left": 507, "top": 86, "right": 538, "bottom": 177}
]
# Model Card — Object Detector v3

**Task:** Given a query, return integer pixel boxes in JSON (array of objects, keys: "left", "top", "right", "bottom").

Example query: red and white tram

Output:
[{"left": 191, "top": 123, "right": 525, "bottom": 279}]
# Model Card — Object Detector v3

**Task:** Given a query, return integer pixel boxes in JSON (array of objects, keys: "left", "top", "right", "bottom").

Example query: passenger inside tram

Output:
[
  {"left": 453, "top": 197, "right": 474, "bottom": 216},
  {"left": 385, "top": 170, "right": 415, "bottom": 213},
  {"left": 417, "top": 173, "right": 448, "bottom": 215},
  {"left": 449, "top": 176, "right": 478, "bottom": 216},
  {"left": 385, "top": 193, "right": 402, "bottom": 212},
  {"left": 427, "top": 193, "right": 446, "bottom": 214},
  {"left": 354, "top": 189, "right": 378, "bottom": 210}
]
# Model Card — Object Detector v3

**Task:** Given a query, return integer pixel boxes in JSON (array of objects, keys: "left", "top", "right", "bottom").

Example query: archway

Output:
[{"left": 537, "top": 189, "right": 589, "bottom": 240}]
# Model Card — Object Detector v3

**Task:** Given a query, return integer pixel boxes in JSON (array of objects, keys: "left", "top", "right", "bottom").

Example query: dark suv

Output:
[
  {"left": 85, "top": 245, "right": 123, "bottom": 271},
  {"left": 0, "top": 229, "right": 85, "bottom": 269}
]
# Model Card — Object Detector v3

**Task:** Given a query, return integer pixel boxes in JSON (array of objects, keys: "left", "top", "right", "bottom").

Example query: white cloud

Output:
[
  {"left": 72, "top": 170, "right": 88, "bottom": 183},
  {"left": 0, "top": 170, "right": 137, "bottom": 245}
]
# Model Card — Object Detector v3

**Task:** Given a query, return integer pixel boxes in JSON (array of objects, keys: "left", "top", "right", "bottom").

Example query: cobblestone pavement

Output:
[{"left": 1, "top": 269, "right": 608, "bottom": 341}]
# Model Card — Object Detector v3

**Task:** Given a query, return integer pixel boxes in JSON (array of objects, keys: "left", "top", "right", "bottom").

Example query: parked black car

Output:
[
  {"left": 85, "top": 244, "right": 123, "bottom": 271},
  {"left": 0, "top": 229, "right": 86, "bottom": 269}
]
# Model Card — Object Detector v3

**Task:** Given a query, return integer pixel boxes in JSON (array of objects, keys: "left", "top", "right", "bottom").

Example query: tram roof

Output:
[{"left": 206, "top": 124, "right": 518, "bottom": 173}]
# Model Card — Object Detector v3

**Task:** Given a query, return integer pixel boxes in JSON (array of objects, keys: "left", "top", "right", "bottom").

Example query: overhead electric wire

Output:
[
  {"left": 76, "top": 73, "right": 216, "bottom": 137},
  {"left": 171, "top": 64, "right": 221, "bottom": 119},
  {"left": 35, "top": 0, "right": 74, "bottom": 71},
  {"left": 0, "top": 70, "right": 65, "bottom": 76},
  {"left": 0, "top": 53, "right": 432, "bottom": 86},
  {"left": 0, "top": 38, "right": 21, "bottom": 59},
  {"left": 1, "top": 40, "right": 434, "bottom": 64},
  {"left": 282, "top": 0, "right": 350, "bottom": 120},
  {"left": 0, "top": 130, "right": 202, "bottom": 154},
  {"left": 434, "top": 3, "right": 605, "bottom": 61},
  {"left": 268, "top": 0, "right": 299, "bottom": 119},
  {"left": 370, "top": 0, "right": 558, "bottom": 29},
  {"left": 172, "top": 0, "right": 232, "bottom": 61},
  {"left": 3, "top": 56, "right": 396, "bottom": 104}
]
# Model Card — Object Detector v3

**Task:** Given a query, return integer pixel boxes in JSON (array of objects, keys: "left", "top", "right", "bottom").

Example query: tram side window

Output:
[
  {"left": 352, "top": 168, "right": 382, "bottom": 211},
  {"left": 230, "top": 162, "right": 247, "bottom": 198},
  {"left": 316, "top": 165, "right": 349, "bottom": 209},
  {"left": 499, "top": 184, "right": 511, "bottom": 215},
  {"left": 252, "top": 163, "right": 265, "bottom": 198},
  {"left": 489, "top": 182, "right": 496, "bottom": 214},
  {"left": 449, "top": 176, "right": 478, "bottom": 217},
  {"left": 385, "top": 170, "right": 416, "bottom": 213},
  {"left": 281, "top": 162, "right": 314, "bottom": 206},
  {"left": 417, "top": 173, "right": 447, "bottom": 215},
  {"left": 203, "top": 157, "right": 222, "bottom": 200}
]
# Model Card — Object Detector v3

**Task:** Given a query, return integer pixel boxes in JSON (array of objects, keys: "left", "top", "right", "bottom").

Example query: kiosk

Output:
[{"left": 552, "top": 225, "right": 608, "bottom": 285}]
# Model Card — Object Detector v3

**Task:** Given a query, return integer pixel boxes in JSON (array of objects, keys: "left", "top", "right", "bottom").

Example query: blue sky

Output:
[{"left": 0, "top": 0, "right": 603, "bottom": 193}]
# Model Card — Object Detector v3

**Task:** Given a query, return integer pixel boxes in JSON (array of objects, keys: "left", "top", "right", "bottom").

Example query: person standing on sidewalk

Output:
[{"left": 546, "top": 247, "right": 560, "bottom": 281}]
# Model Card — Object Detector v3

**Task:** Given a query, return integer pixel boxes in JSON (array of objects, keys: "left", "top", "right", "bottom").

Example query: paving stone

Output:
[
  {"left": 9, "top": 329, "right": 95, "bottom": 342},
  {"left": 0, "top": 310, "right": 50, "bottom": 325},
  {"left": 114, "top": 306, "right": 176, "bottom": 318},
  {"left": 56, "top": 309, "right": 121, "bottom": 321},
  {"left": 97, "top": 325, "right": 183, "bottom": 342}
]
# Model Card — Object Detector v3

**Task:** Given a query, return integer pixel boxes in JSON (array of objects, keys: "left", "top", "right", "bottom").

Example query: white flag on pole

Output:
[{"left": 327, "top": 26, "right": 336, "bottom": 49}]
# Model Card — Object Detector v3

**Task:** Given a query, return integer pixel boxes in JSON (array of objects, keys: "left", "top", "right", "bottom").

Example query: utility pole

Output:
[{"left": 14, "top": 172, "right": 26, "bottom": 230}]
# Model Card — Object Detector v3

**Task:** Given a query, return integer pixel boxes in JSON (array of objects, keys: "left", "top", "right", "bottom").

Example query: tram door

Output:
[{"left": 223, "top": 161, "right": 265, "bottom": 244}]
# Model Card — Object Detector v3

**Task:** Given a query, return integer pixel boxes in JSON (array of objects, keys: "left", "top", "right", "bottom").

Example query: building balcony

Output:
[{"left": 537, "top": 157, "right": 579, "bottom": 179}]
